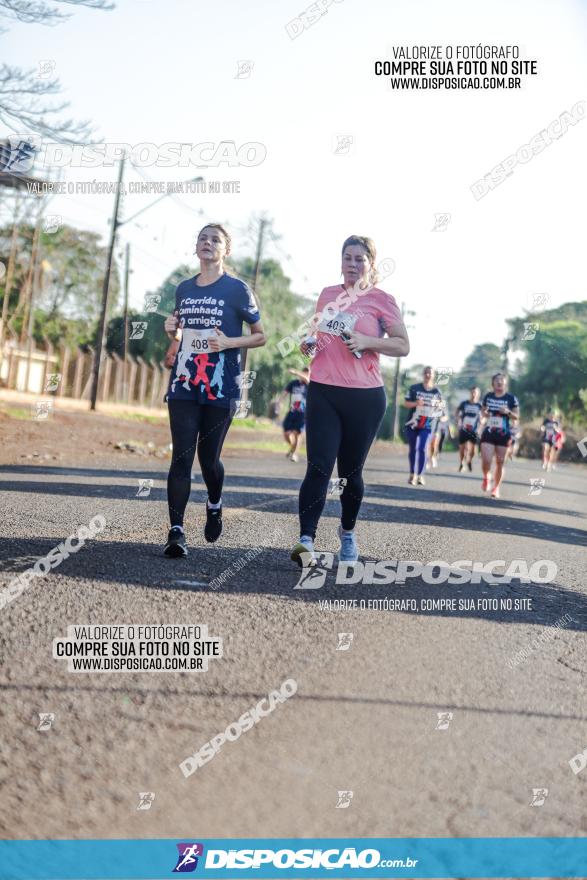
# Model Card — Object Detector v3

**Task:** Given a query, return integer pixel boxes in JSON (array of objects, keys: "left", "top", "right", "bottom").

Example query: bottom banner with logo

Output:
[{"left": 1, "top": 838, "right": 586, "bottom": 878}]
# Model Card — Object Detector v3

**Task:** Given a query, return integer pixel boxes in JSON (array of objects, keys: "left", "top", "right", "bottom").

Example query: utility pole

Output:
[
  {"left": 0, "top": 192, "right": 21, "bottom": 356},
  {"left": 241, "top": 217, "right": 267, "bottom": 407},
  {"left": 19, "top": 209, "right": 43, "bottom": 344},
  {"left": 252, "top": 217, "right": 266, "bottom": 305},
  {"left": 90, "top": 155, "right": 125, "bottom": 410},
  {"left": 122, "top": 242, "right": 130, "bottom": 402},
  {"left": 23, "top": 214, "right": 45, "bottom": 392},
  {"left": 501, "top": 336, "right": 511, "bottom": 373}
]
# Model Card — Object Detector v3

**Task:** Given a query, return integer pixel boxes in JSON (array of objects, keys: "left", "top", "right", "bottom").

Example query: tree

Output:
[
  {"left": 509, "top": 320, "right": 587, "bottom": 421},
  {"left": 39, "top": 225, "right": 120, "bottom": 320},
  {"left": 105, "top": 264, "right": 191, "bottom": 363},
  {"left": 0, "top": 0, "right": 112, "bottom": 142},
  {"left": 456, "top": 343, "right": 503, "bottom": 392},
  {"left": 230, "top": 255, "right": 311, "bottom": 415},
  {"left": 0, "top": 220, "right": 120, "bottom": 347}
]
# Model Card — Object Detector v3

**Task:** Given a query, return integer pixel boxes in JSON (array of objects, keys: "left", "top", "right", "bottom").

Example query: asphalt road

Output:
[{"left": 0, "top": 446, "right": 586, "bottom": 844}]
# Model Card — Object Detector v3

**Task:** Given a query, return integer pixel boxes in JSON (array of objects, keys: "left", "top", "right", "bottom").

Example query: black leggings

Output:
[
  {"left": 167, "top": 400, "right": 232, "bottom": 527},
  {"left": 298, "top": 381, "right": 386, "bottom": 540}
]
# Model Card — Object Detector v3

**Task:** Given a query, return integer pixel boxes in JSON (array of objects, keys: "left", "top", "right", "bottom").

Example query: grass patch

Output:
[
  {"left": 0, "top": 405, "right": 31, "bottom": 420},
  {"left": 108, "top": 410, "right": 167, "bottom": 425},
  {"left": 225, "top": 438, "right": 293, "bottom": 454},
  {"left": 233, "top": 417, "right": 280, "bottom": 432}
]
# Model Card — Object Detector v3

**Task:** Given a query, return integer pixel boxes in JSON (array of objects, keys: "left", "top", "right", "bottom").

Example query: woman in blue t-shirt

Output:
[
  {"left": 278, "top": 367, "right": 310, "bottom": 462},
  {"left": 480, "top": 372, "right": 519, "bottom": 499},
  {"left": 404, "top": 366, "right": 443, "bottom": 485},
  {"left": 162, "top": 223, "right": 266, "bottom": 557}
]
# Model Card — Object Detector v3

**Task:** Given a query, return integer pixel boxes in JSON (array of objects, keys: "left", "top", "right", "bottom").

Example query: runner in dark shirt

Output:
[
  {"left": 404, "top": 366, "right": 443, "bottom": 485},
  {"left": 279, "top": 367, "right": 309, "bottom": 462},
  {"left": 162, "top": 223, "right": 266, "bottom": 557},
  {"left": 456, "top": 386, "right": 482, "bottom": 472},
  {"left": 480, "top": 372, "right": 519, "bottom": 499}
]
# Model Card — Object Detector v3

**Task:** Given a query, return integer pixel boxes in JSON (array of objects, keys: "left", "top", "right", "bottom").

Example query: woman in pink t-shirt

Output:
[{"left": 291, "top": 235, "right": 410, "bottom": 566}]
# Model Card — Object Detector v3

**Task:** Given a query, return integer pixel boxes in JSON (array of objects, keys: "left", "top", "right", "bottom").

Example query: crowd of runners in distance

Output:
[{"left": 160, "top": 222, "right": 565, "bottom": 566}]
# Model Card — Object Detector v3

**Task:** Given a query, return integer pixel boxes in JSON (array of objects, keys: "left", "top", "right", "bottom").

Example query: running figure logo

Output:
[
  {"left": 235, "top": 60, "right": 254, "bottom": 79},
  {"left": 333, "top": 134, "right": 353, "bottom": 155},
  {"left": 436, "top": 711, "right": 453, "bottom": 730},
  {"left": 210, "top": 353, "right": 225, "bottom": 399},
  {"left": 236, "top": 370, "right": 256, "bottom": 390},
  {"left": 144, "top": 294, "right": 162, "bottom": 312},
  {"left": 335, "top": 790, "right": 353, "bottom": 809},
  {"left": 231, "top": 399, "right": 251, "bottom": 419},
  {"left": 529, "top": 292, "right": 550, "bottom": 311},
  {"left": 172, "top": 345, "right": 194, "bottom": 393},
  {"left": 34, "top": 401, "right": 53, "bottom": 420},
  {"left": 45, "top": 373, "right": 61, "bottom": 392},
  {"left": 38, "top": 59, "right": 56, "bottom": 78},
  {"left": 0, "top": 136, "right": 39, "bottom": 173},
  {"left": 43, "top": 215, "right": 62, "bottom": 234},
  {"left": 336, "top": 632, "right": 354, "bottom": 651},
  {"left": 328, "top": 478, "right": 347, "bottom": 497},
  {"left": 136, "top": 792, "right": 155, "bottom": 810},
  {"left": 529, "top": 788, "right": 549, "bottom": 806},
  {"left": 173, "top": 843, "right": 204, "bottom": 872},
  {"left": 130, "top": 321, "right": 148, "bottom": 340},
  {"left": 436, "top": 367, "right": 453, "bottom": 385},
  {"left": 522, "top": 322, "right": 539, "bottom": 341},
  {"left": 36, "top": 713, "right": 55, "bottom": 731},
  {"left": 293, "top": 552, "right": 335, "bottom": 590},
  {"left": 136, "top": 479, "right": 153, "bottom": 498},
  {"left": 431, "top": 212, "right": 451, "bottom": 232}
]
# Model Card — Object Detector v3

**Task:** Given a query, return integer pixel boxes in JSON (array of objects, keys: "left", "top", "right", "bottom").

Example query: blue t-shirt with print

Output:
[
  {"left": 285, "top": 379, "right": 307, "bottom": 413},
  {"left": 457, "top": 400, "right": 483, "bottom": 434},
  {"left": 405, "top": 382, "right": 443, "bottom": 430},
  {"left": 482, "top": 391, "right": 519, "bottom": 435},
  {"left": 166, "top": 273, "right": 260, "bottom": 408}
]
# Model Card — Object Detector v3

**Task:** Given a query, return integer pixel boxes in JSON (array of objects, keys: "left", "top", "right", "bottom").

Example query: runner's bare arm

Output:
[
  {"left": 342, "top": 316, "right": 410, "bottom": 356},
  {"left": 208, "top": 320, "right": 266, "bottom": 352}
]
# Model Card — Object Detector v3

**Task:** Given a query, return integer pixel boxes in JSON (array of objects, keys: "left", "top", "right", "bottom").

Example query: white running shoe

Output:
[{"left": 290, "top": 536, "right": 316, "bottom": 568}]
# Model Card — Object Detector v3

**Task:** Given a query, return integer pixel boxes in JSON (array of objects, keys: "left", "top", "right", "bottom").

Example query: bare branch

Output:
[
  {"left": 0, "top": 0, "right": 113, "bottom": 26},
  {"left": 0, "top": 65, "right": 94, "bottom": 142}
]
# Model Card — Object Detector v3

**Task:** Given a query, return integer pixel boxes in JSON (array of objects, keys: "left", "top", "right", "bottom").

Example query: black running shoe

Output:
[
  {"left": 164, "top": 526, "right": 187, "bottom": 558},
  {"left": 204, "top": 504, "right": 223, "bottom": 543},
  {"left": 467, "top": 461, "right": 473, "bottom": 472}
]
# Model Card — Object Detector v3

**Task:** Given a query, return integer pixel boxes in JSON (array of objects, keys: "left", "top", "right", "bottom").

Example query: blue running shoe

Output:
[{"left": 337, "top": 526, "right": 359, "bottom": 563}]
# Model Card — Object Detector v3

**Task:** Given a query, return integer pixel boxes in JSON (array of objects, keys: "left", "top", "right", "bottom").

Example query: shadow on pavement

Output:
[
  {"left": 0, "top": 678, "right": 584, "bottom": 723},
  {"left": 1, "top": 538, "right": 586, "bottom": 632},
  {"left": 1, "top": 467, "right": 585, "bottom": 551}
]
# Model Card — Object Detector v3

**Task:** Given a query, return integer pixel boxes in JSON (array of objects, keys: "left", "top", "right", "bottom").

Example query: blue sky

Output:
[{"left": 3, "top": 0, "right": 586, "bottom": 373}]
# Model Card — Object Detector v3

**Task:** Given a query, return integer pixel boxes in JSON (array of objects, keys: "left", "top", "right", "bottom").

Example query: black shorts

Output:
[
  {"left": 542, "top": 438, "right": 554, "bottom": 447},
  {"left": 283, "top": 411, "right": 305, "bottom": 433},
  {"left": 459, "top": 429, "right": 478, "bottom": 445},
  {"left": 481, "top": 430, "right": 512, "bottom": 448}
]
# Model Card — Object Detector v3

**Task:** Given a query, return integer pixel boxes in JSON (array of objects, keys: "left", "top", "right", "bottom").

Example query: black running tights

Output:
[
  {"left": 298, "top": 381, "right": 386, "bottom": 540},
  {"left": 167, "top": 401, "right": 232, "bottom": 527}
]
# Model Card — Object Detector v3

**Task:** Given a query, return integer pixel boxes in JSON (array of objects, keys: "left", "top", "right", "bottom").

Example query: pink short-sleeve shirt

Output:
[{"left": 309, "top": 285, "right": 402, "bottom": 389}]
